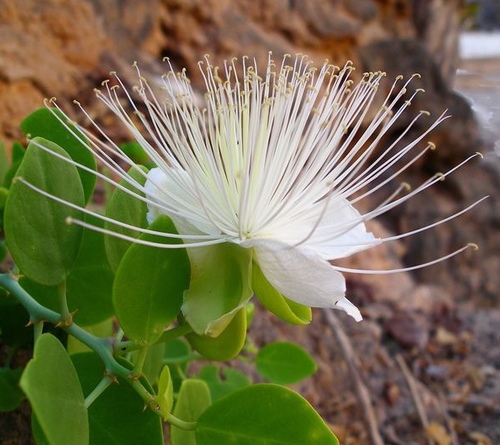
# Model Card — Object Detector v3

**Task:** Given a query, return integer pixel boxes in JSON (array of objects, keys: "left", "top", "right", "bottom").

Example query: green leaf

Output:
[
  {"left": 157, "top": 366, "right": 174, "bottom": 418},
  {"left": 2, "top": 158, "right": 22, "bottom": 189},
  {"left": 104, "top": 166, "right": 148, "bottom": 273},
  {"left": 0, "top": 142, "right": 9, "bottom": 186},
  {"left": 163, "top": 338, "right": 192, "bottom": 393},
  {"left": 255, "top": 342, "right": 317, "bottom": 385},
  {"left": 0, "top": 186, "right": 8, "bottom": 210},
  {"left": 196, "top": 384, "right": 339, "bottom": 445},
  {"left": 20, "top": 334, "right": 89, "bottom": 445},
  {"left": 0, "top": 368, "right": 24, "bottom": 411},
  {"left": 18, "top": 216, "right": 113, "bottom": 326},
  {"left": 72, "top": 352, "right": 163, "bottom": 445},
  {"left": 66, "top": 215, "right": 115, "bottom": 326},
  {"left": 2, "top": 142, "right": 25, "bottom": 189},
  {"left": 20, "top": 222, "right": 115, "bottom": 327},
  {"left": 183, "top": 244, "right": 252, "bottom": 336},
  {"left": 12, "top": 141, "right": 26, "bottom": 163},
  {"left": 171, "top": 379, "right": 211, "bottom": 445},
  {"left": 113, "top": 215, "right": 190, "bottom": 343},
  {"left": 252, "top": 262, "right": 312, "bottom": 326},
  {"left": 32, "top": 413, "right": 51, "bottom": 445},
  {"left": 66, "top": 319, "right": 113, "bottom": 355},
  {"left": 135, "top": 342, "right": 165, "bottom": 386},
  {"left": 198, "top": 365, "right": 251, "bottom": 403},
  {"left": 120, "top": 142, "right": 150, "bottom": 166},
  {"left": 0, "top": 239, "right": 7, "bottom": 264},
  {"left": 4, "top": 138, "right": 85, "bottom": 286},
  {"left": 186, "top": 307, "right": 247, "bottom": 360},
  {"left": 21, "top": 107, "right": 96, "bottom": 203}
]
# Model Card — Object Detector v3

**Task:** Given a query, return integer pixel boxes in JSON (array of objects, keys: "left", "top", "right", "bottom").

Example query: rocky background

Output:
[{"left": 1, "top": 0, "right": 500, "bottom": 444}]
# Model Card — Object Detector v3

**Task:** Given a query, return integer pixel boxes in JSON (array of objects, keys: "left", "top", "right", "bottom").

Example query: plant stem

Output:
[
  {"left": 167, "top": 413, "right": 197, "bottom": 431},
  {"left": 0, "top": 273, "right": 197, "bottom": 427},
  {"left": 33, "top": 321, "right": 44, "bottom": 344},
  {"left": 133, "top": 346, "right": 149, "bottom": 376},
  {"left": 57, "top": 280, "right": 71, "bottom": 325},
  {"left": 0, "top": 274, "right": 130, "bottom": 377},
  {"left": 85, "top": 375, "right": 113, "bottom": 408}
]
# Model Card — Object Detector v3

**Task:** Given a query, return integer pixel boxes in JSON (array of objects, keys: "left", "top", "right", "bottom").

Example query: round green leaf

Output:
[
  {"left": 134, "top": 342, "right": 165, "bottom": 386},
  {"left": 104, "top": 166, "right": 148, "bottom": 273},
  {"left": 4, "top": 138, "right": 85, "bottom": 286},
  {"left": 183, "top": 243, "right": 252, "bottom": 336},
  {"left": 20, "top": 334, "right": 89, "bottom": 445},
  {"left": 21, "top": 107, "right": 96, "bottom": 203},
  {"left": 163, "top": 338, "right": 192, "bottom": 393},
  {"left": 252, "top": 262, "right": 312, "bottom": 325},
  {"left": 72, "top": 352, "right": 163, "bottom": 445},
  {"left": 120, "top": 142, "right": 150, "bottom": 166},
  {"left": 2, "top": 142, "right": 25, "bottom": 189},
  {"left": 113, "top": 215, "right": 190, "bottom": 343},
  {"left": 66, "top": 215, "right": 115, "bottom": 326},
  {"left": 255, "top": 342, "right": 317, "bottom": 385},
  {"left": 67, "top": 319, "right": 113, "bottom": 355},
  {"left": 0, "top": 142, "right": 9, "bottom": 186},
  {"left": 0, "top": 368, "right": 24, "bottom": 411},
  {"left": 198, "top": 365, "right": 251, "bottom": 403},
  {"left": 171, "top": 379, "right": 211, "bottom": 445},
  {"left": 186, "top": 307, "right": 247, "bottom": 360},
  {"left": 196, "top": 384, "right": 339, "bottom": 445}
]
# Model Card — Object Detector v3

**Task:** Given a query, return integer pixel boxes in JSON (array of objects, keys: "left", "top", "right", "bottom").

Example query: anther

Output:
[{"left": 468, "top": 243, "right": 479, "bottom": 251}]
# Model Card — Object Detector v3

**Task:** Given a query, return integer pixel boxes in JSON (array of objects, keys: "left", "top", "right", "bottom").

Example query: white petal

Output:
[
  {"left": 246, "top": 238, "right": 347, "bottom": 308},
  {"left": 273, "top": 196, "right": 379, "bottom": 260},
  {"left": 144, "top": 167, "right": 219, "bottom": 235},
  {"left": 334, "top": 297, "right": 363, "bottom": 321}
]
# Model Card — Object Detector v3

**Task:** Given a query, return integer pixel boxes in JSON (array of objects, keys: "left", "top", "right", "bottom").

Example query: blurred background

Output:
[{"left": 0, "top": 1, "right": 499, "bottom": 444}]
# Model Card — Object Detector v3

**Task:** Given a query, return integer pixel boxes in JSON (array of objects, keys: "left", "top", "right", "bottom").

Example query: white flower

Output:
[{"left": 30, "top": 54, "right": 480, "bottom": 328}]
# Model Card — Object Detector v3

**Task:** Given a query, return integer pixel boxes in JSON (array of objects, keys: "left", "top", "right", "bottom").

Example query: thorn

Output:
[{"left": 104, "top": 371, "right": 119, "bottom": 384}]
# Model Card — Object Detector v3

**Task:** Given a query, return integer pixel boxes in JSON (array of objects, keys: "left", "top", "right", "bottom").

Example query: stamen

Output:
[
  {"left": 332, "top": 243, "right": 476, "bottom": 274},
  {"left": 16, "top": 177, "right": 225, "bottom": 242},
  {"left": 66, "top": 217, "right": 228, "bottom": 249}
]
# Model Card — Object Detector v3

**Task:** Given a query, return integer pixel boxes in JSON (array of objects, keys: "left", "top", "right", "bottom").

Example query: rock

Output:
[{"left": 1, "top": 0, "right": 496, "bottom": 307}]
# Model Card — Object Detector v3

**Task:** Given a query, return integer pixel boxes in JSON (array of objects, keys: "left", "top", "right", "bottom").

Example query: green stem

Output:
[
  {"left": 166, "top": 413, "right": 197, "bottom": 431},
  {"left": 33, "top": 321, "right": 44, "bottom": 344},
  {"left": 85, "top": 376, "right": 113, "bottom": 408},
  {"left": 0, "top": 274, "right": 131, "bottom": 378},
  {"left": 0, "top": 273, "right": 197, "bottom": 428},
  {"left": 57, "top": 280, "right": 71, "bottom": 325},
  {"left": 134, "top": 346, "right": 149, "bottom": 375},
  {"left": 3, "top": 345, "right": 17, "bottom": 368},
  {"left": 115, "top": 323, "right": 193, "bottom": 354}
]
